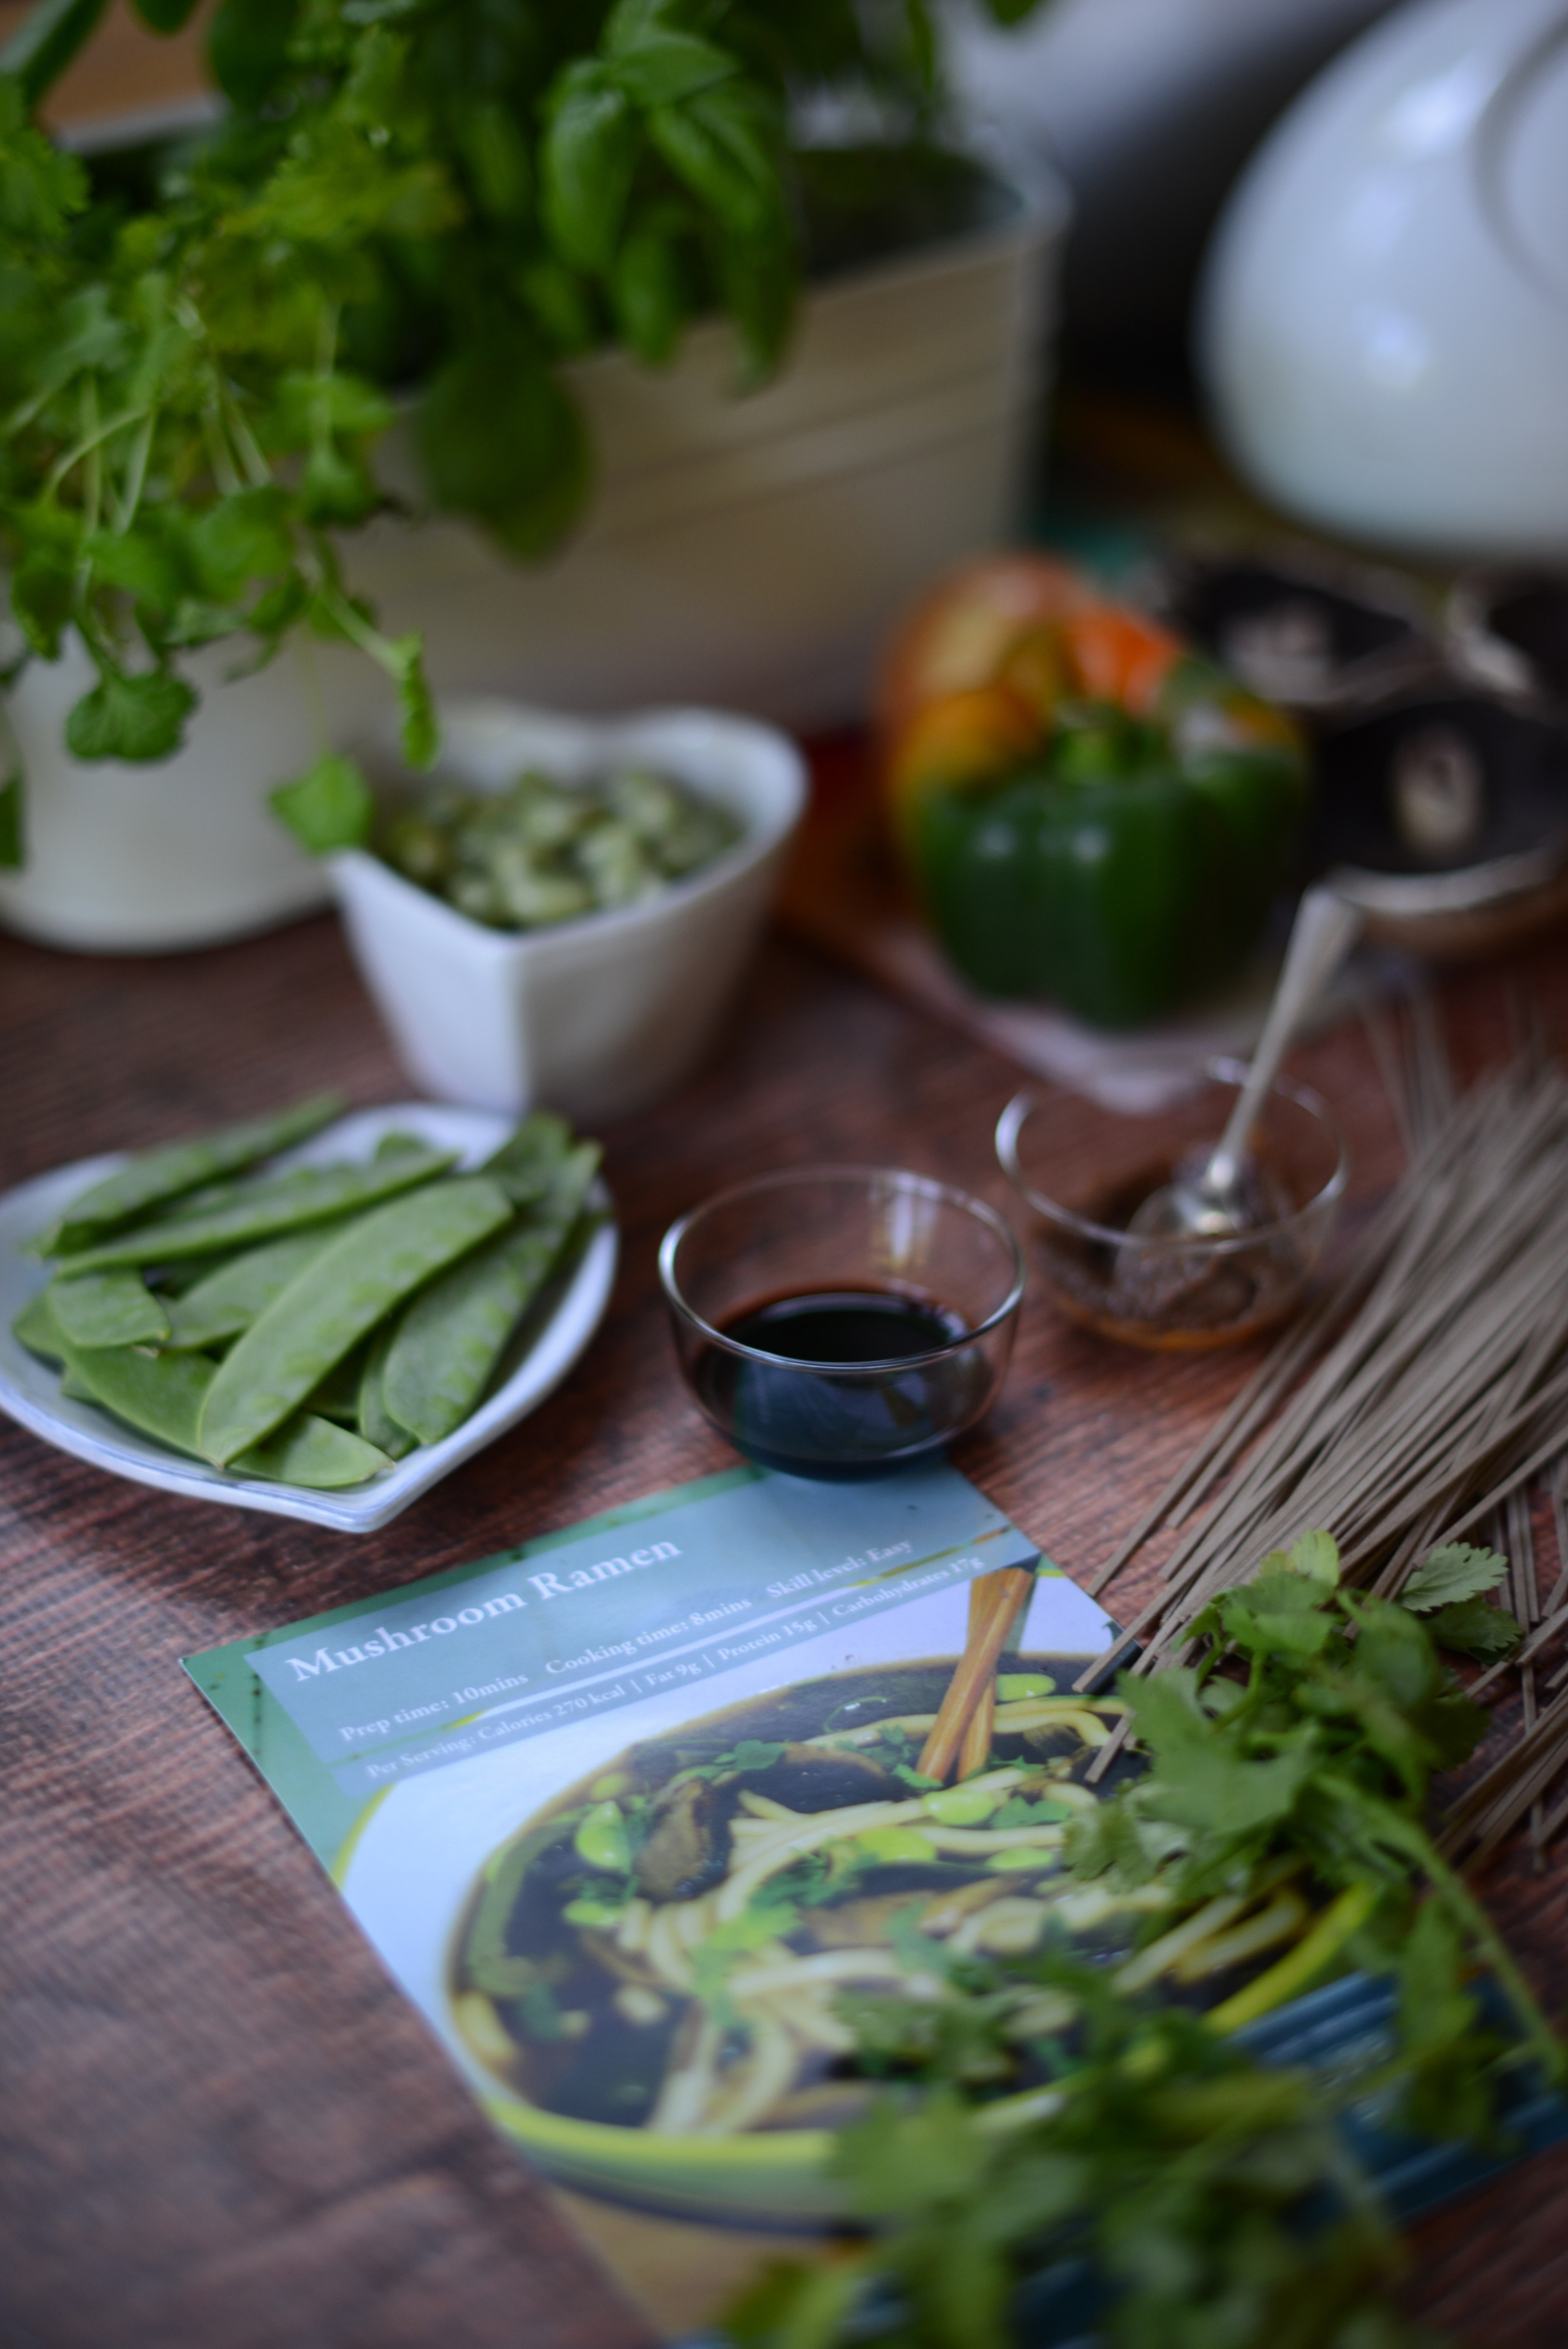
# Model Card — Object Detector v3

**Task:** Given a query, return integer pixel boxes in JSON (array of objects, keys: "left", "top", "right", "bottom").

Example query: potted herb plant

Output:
[{"left": 0, "top": 0, "right": 1065, "bottom": 952}]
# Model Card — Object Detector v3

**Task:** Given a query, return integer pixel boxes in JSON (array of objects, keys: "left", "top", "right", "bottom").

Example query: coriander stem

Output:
[
  {"left": 42, "top": 397, "right": 150, "bottom": 504},
  {"left": 80, "top": 375, "right": 102, "bottom": 539},
  {"left": 113, "top": 409, "right": 156, "bottom": 534},
  {"left": 314, "top": 581, "right": 405, "bottom": 679},
  {"left": 201, "top": 401, "right": 242, "bottom": 499},
  {"left": 221, "top": 391, "right": 272, "bottom": 492}
]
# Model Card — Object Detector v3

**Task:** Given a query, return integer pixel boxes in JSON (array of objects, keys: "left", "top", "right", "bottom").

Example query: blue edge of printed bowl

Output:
[{"left": 685, "top": 1969, "right": 1568, "bottom": 2348}]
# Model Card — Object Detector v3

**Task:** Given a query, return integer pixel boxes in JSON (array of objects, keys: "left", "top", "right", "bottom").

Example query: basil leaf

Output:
[
  {"left": 208, "top": 0, "right": 297, "bottom": 107},
  {"left": 720, "top": 217, "right": 795, "bottom": 385},
  {"left": 543, "top": 61, "right": 640, "bottom": 273},
  {"left": 465, "top": 99, "right": 532, "bottom": 222},
  {"left": 65, "top": 666, "right": 195, "bottom": 762},
  {"left": 131, "top": 0, "right": 203, "bottom": 29},
  {"left": 269, "top": 753, "right": 374, "bottom": 853},
  {"left": 611, "top": 206, "right": 691, "bottom": 366},
  {"left": 416, "top": 329, "right": 590, "bottom": 561},
  {"left": 647, "top": 82, "right": 783, "bottom": 238},
  {"left": 610, "top": 31, "right": 736, "bottom": 110},
  {"left": 0, "top": 0, "right": 108, "bottom": 109}
]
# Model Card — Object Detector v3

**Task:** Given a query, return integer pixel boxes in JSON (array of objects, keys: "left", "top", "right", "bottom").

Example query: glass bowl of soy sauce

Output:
[{"left": 659, "top": 1167, "right": 1025, "bottom": 1480}]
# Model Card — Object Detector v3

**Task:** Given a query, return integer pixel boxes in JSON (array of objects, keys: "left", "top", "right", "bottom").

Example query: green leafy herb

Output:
[
  {"left": 1402, "top": 1543, "right": 1510, "bottom": 1612},
  {"left": 0, "top": 0, "right": 1048, "bottom": 857},
  {"left": 725, "top": 1531, "right": 1558, "bottom": 2349}
]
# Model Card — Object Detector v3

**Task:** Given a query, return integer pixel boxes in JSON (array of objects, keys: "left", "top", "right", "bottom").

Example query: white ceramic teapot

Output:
[{"left": 1199, "top": 0, "right": 1568, "bottom": 558}]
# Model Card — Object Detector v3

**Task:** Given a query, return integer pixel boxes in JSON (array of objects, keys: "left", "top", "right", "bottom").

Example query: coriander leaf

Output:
[
  {"left": 272, "top": 370, "right": 395, "bottom": 447},
  {"left": 1258, "top": 1528, "right": 1340, "bottom": 1589},
  {"left": 543, "top": 61, "right": 640, "bottom": 273},
  {"left": 11, "top": 553, "right": 74, "bottom": 658},
  {"left": 65, "top": 665, "right": 195, "bottom": 762},
  {"left": 301, "top": 440, "right": 378, "bottom": 527},
  {"left": 185, "top": 488, "right": 294, "bottom": 598},
  {"left": 0, "top": 771, "right": 23, "bottom": 868},
  {"left": 83, "top": 526, "right": 185, "bottom": 608},
  {"left": 725, "top": 2259, "right": 865, "bottom": 2349},
  {"left": 269, "top": 752, "right": 373, "bottom": 853},
  {"left": 1403, "top": 1542, "right": 1510, "bottom": 1613},
  {"left": 1426, "top": 1595, "right": 1523, "bottom": 1663}
]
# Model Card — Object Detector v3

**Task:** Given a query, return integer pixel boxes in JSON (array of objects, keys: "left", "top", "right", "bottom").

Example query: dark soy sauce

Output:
[{"left": 693, "top": 1287, "right": 985, "bottom": 1480}]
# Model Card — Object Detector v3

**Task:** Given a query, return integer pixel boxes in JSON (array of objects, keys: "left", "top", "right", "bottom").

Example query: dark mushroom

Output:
[{"left": 632, "top": 1776, "right": 730, "bottom": 1903}]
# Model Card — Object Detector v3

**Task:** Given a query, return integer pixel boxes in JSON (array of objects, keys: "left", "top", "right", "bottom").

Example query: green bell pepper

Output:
[{"left": 910, "top": 697, "right": 1308, "bottom": 1029}]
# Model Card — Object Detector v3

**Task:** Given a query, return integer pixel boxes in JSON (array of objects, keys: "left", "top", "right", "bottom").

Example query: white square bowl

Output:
[{"left": 329, "top": 701, "right": 807, "bottom": 1123}]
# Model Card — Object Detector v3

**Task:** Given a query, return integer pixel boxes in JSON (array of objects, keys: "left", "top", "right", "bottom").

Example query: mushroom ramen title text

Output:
[{"left": 286, "top": 1542, "right": 682, "bottom": 1683}]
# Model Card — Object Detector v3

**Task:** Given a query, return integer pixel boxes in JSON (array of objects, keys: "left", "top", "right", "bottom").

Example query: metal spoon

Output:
[{"left": 1128, "top": 885, "right": 1363, "bottom": 1241}]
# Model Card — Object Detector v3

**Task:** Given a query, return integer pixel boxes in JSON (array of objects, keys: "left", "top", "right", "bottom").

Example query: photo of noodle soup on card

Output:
[{"left": 444, "top": 1634, "right": 1319, "bottom": 2223}]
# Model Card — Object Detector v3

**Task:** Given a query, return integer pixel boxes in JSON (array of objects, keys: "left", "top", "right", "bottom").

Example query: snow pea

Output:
[
  {"left": 56, "top": 1144, "right": 455, "bottom": 1272},
  {"left": 197, "top": 1175, "right": 514, "bottom": 1465},
  {"left": 357, "top": 1322, "right": 418, "bottom": 1461},
  {"left": 162, "top": 1229, "right": 341, "bottom": 1351},
  {"left": 27, "top": 1092, "right": 345, "bottom": 1257},
  {"left": 50, "top": 1268, "right": 170, "bottom": 1349},
  {"left": 155, "top": 1135, "right": 428, "bottom": 1224},
  {"left": 53, "top": 1333, "right": 392, "bottom": 1488},
  {"left": 12, "top": 1290, "right": 65, "bottom": 1363},
  {"left": 380, "top": 1143, "right": 600, "bottom": 1445},
  {"left": 482, "top": 1111, "right": 574, "bottom": 1207}
]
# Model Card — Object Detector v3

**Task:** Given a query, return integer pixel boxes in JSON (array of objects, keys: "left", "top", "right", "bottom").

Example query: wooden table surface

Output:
[{"left": 5, "top": 898, "right": 1568, "bottom": 2349}]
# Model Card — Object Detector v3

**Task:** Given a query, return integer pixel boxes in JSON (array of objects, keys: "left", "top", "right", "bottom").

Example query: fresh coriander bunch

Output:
[
  {"left": 725, "top": 1533, "right": 1557, "bottom": 2349},
  {"left": 0, "top": 0, "right": 1044, "bottom": 868}
]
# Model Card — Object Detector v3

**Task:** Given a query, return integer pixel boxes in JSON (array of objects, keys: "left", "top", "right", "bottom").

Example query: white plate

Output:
[{"left": 0, "top": 1103, "right": 618, "bottom": 1533}]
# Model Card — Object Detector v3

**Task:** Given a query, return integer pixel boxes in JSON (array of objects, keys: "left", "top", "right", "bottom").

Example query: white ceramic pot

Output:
[
  {"left": 0, "top": 633, "right": 380, "bottom": 954},
  {"left": 0, "top": 171, "right": 1063, "bottom": 955},
  {"left": 328, "top": 701, "right": 806, "bottom": 1123},
  {"left": 1198, "top": 0, "right": 1568, "bottom": 557}
]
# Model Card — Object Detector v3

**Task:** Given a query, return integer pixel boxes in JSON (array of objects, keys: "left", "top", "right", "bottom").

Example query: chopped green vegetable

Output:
[{"left": 380, "top": 767, "right": 740, "bottom": 931}]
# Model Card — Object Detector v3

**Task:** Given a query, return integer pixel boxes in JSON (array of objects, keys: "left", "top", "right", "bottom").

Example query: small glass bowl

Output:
[
  {"left": 996, "top": 1064, "right": 1347, "bottom": 1353},
  {"left": 659, "top": 1166, "right": 1025, "bottom": 1480}
]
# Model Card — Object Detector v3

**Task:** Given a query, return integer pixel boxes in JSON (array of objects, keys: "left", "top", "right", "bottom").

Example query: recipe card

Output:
[{"left": 184, "top": 1463, "right": 1115, "bottom": 2338}]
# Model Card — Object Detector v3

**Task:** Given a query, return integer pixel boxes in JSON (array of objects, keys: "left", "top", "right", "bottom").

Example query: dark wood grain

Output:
[{"left": 4, "top": 901, "right": 1568, "bottom": 2349}]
